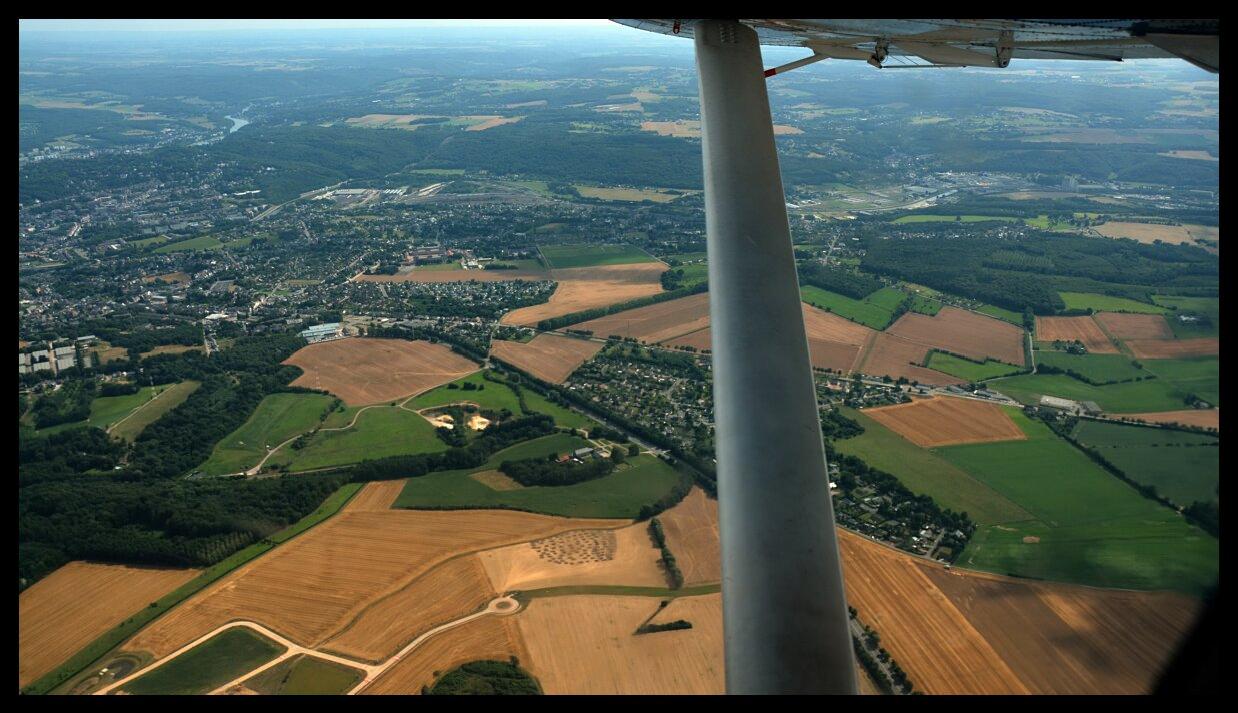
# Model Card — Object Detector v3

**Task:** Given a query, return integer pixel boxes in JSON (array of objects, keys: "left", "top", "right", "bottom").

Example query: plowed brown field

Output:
[
  {"left": 647, "top": 493, "right": 1197, "bottom": 694},
  {"left": 660, "top": 302, "right": 873, "bottom": 372},
  {"left": 854, "top": 332, "right": 965, "bottom": 386},
  {"left": 887, "top": 307, "right": 1026, "bottom": 365},
  {"left": 19, "top": 562, "right": 199, "bottom": 687},
  {"left": 321, "top": 555, "right": 495, "bottom": 663},
  {"left": 121, "top": 494, "right": 622, "bottom": 659},
  {"left": 1035, "top": 316, "right": 1118, "bottom": 354},
  {"left": 1125, "top": 337, "right": 1219, "bottom": 359},
  {"left": 843, "top": 530, "right": 1199, "bottom": 694},
  {"left": 479, "top": 523, "right": 666, "bottom": 592},
  {"left": 574, "top": 292, "right": 711, "bottom": 343},
  {"left": 360, "top": 615, "right": 530, "bottom": 694},
  {"left": 863, "top": 396, "right": 1027, "bottom": 448},
  {"left": 1093, "top": 312, "right": 1174, "bottom": 340},
  {"left": 284, "top": 338, "right": 477, "bottom": 406},
  {"left": 516, "top": 594, "right": 725, "bottom": 694},
  {"left": 500, "top": 263, "right": 666, "bottom": 327},
  {"left": 657, "top": 488, "right": 721, "bottom": 585},
  {"left": 489, "top": 333, "right": 602, "bottom": 383},
  {"left": 1126, "top": 409, "right": 1219, "bottom": 429}
]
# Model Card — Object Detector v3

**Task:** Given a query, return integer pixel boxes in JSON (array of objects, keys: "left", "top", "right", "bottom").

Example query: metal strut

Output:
[{"left": 693, "top": 19, "right": 858, "bottom": 695}]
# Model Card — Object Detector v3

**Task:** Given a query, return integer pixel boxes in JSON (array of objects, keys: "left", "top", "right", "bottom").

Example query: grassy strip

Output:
[
  {"left": 25, "top": 482, "right": 362, "bottom": 696},
  {"left": 518, "top": 583, "right": 720, "bottom": 600}
]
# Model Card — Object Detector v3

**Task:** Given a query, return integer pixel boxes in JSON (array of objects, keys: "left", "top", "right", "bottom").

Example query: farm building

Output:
[{"left": 299, "top": 322, "right": 345, "bottom": 344}]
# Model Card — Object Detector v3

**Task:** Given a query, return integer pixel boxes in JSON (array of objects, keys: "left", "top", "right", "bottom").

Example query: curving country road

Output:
[{"left": 94, "top": 596, "right": 520, "bottom": 696}]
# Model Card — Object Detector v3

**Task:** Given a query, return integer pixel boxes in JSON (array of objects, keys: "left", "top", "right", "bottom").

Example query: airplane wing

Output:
[
  {"left": 612, "top": 18, "right": 1217, "bottom": 695},
  {"left": 614, "top": 19, "right": 1220, "bottom": 72}
]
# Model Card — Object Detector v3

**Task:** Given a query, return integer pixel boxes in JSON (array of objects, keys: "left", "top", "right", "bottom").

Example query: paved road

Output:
[{"left": 94, "top": 596, "right": 519, "bottom": 696}]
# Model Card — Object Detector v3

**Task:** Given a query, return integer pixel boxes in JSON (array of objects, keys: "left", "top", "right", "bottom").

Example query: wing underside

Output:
[{"left": 613, "top": 19, "right": 1219, "bottom": 72}]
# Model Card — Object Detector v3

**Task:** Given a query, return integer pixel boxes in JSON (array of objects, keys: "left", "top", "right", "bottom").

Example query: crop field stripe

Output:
[{"left": 25, "top": 483, "right": 362, "bottom": 696}]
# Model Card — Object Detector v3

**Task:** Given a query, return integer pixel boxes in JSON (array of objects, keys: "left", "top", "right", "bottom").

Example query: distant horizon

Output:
[{"left": 19, "top": 19, "right": 616, "bottom": 34}]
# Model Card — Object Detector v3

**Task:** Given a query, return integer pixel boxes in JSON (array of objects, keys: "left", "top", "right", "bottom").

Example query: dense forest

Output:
[{"left": 17, "top": 333, "right": 331, "bottom": 588}]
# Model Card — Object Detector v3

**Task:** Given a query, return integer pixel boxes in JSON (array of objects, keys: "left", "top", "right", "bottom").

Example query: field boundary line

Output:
[
  {"left": 26, "top": 483, "right": 363, "bottom": 696},
  {"left": 105, "top": 383, "right": 173, "bottom": 435}
]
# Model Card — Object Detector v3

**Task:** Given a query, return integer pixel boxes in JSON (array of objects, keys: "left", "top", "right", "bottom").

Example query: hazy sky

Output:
[{"left": 20, "top": 19, "right": 614, "bottom": 33}]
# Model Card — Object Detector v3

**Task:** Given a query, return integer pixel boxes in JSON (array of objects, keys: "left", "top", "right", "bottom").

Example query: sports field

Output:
[
  {"left": 799, "top": 285, "right": 905, "bottom": 330},
  {"left": 1058, "top": 292, "right": 1169, "bottom": 314},
  {"left": 539, "top": 244, "right": 656, "bottom": 269},
  {"left": 198, "top": 392, "right": 338, "bottom": 475},
  {"left": 938, "top": 412, "right": 1217, "bottom": 593},
  {"left": 394, "top": 452, "right": 684, "bottom": 519}
]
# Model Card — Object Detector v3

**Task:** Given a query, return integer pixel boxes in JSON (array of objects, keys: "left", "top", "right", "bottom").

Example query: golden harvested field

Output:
[
  {"left": 887, "top": 307, "right": 1026, "bottom": 366},
  {"left": 343, "top": 479, "right": 405, "bottom": 512},
  {"left": 470, "top": 470, "right": 523, "bottom": 490},
  {"left": 479, "top": 523, "right": 667, "bottom": 592},
  {"left": 575, "top": 292, "right": 710, "bottom": 343},
  {"left": 322, "top": 555, "right": 495, "bottom": 663},
  {"left": 657, "top": 488, "right": 721, "bottom": 585},
  {"left": 658, "top": 493, "right": 1193, "bottom": 693},
  {"left": 353, "top": 267, "right": 551, "bottom": 283},
  {"left": 1125, "top": 337, "right": 1219, "bottom": 359},
  {"left": 839, "top": 529, "right": 1198, "bottom": 694},
  {"left": 121, "top": 499, "right": 621, "bottom": 660},
  {"left": 19, "top": 562, "right": 199, "bottom": 688},
  {"left": 1095, "top": 221, "right": 1196, "bottom": 245},
  {"left": 1035, "top": 316, "right": 1118, "bottom": 354},
  {"left": 1183, "top": 224, "right": 1219, "bottom": 247},
  {"left": 344, "top": 114, "right": 436, "bottom": 129},
  {"left": 1126, "top": 409, "right": 1219, "bottom": 429},
  {"left": 500, "top": 263, "right": 667, "bottom": 327},
  {"left": 1093, "top": 312, "right": 1174, "bottom": 340},
  {"left": 361, "top": 615, "right": 530, "bottom": 694},
  {"left": 575, "top": 186, "right": 683, "bottom": 203},
  {"left": 863, "top": 396, "right": 1027, "bottom": 448},
  {"left": 284, "top": 338, "right": 477, "bottom": 406},
  {"left": 489, "top": 333, "right": 602, "bottom": 383},
  {"left": 854, "top": 332, "right": 966, "bottom": 386},
  {"left": 803, "top": 303, "right": 878, "bottom": 346},
  {"left": 516, "top": 594, "right": 725, "bottom": 694}
]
